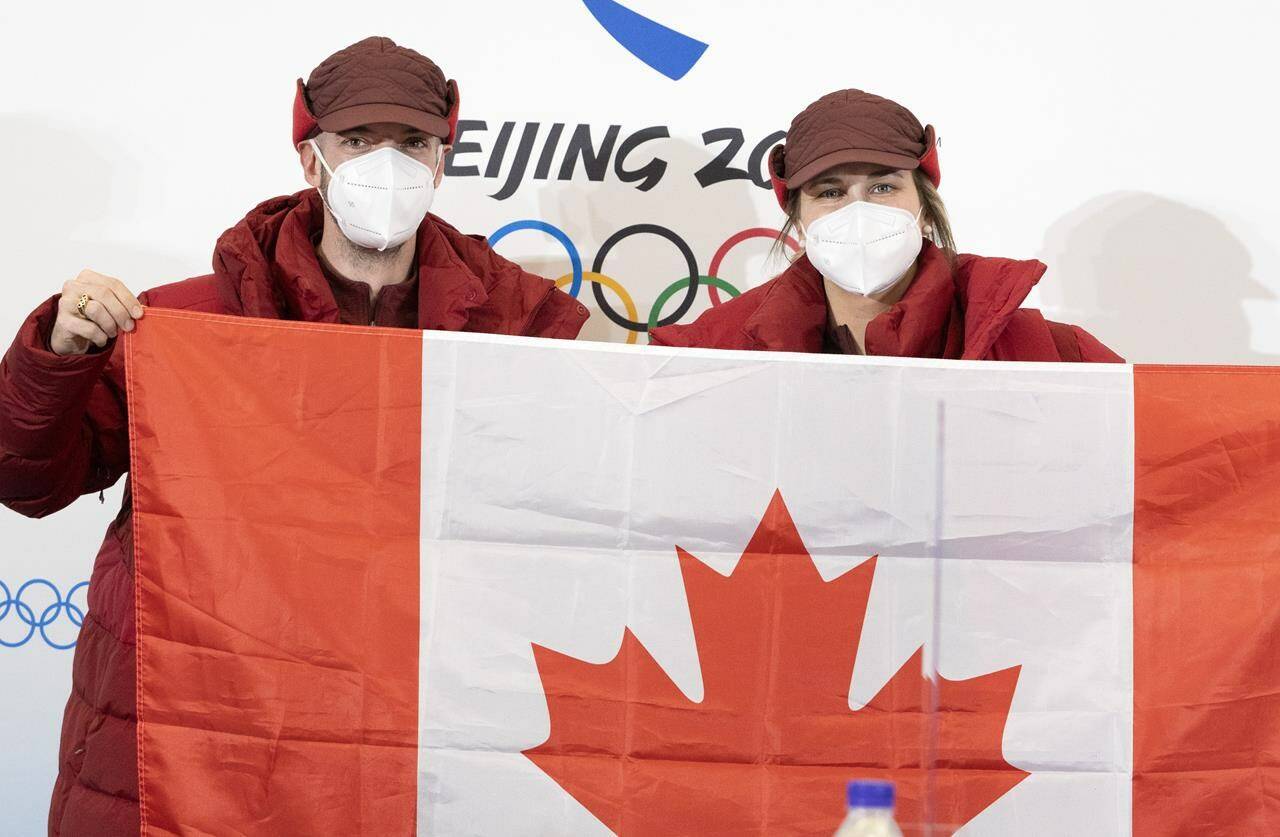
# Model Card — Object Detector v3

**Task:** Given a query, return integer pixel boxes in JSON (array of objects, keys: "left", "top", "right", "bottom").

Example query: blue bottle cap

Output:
[{"left": 847, "top": 779, "right": 895, "bottom": 809}]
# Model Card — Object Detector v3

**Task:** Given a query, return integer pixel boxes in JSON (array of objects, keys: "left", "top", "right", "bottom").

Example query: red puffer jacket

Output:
[
  {"left": 650, "top": 243, "right": 1122, "bottom": 362},
  {"left": 0, "top": 189, "right": 589, "bottom": 837}
]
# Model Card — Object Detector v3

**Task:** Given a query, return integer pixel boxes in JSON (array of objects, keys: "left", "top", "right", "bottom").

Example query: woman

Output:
[{"left": 650, "top": 89, "right": 1121, "bottom": 362}]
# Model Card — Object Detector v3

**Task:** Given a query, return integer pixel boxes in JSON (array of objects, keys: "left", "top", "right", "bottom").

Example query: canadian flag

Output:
[{"left": 126, "top": 310, "right": 1278, "bottom": 836}]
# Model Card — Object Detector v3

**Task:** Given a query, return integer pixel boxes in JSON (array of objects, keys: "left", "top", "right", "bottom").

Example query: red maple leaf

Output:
[{"left": 525, "top": 491, "right": 1028, "bottom": 836}]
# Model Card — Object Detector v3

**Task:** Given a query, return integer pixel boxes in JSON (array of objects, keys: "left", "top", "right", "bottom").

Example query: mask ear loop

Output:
[
  {"left": 428, "top": 144, "right": 445, "bottom": 182},
  {"left": 308, "top": 139, "right": 338, "bottom": 179},
  {"left": 307, "top": 139, "right": 344, "bottom": 222}
]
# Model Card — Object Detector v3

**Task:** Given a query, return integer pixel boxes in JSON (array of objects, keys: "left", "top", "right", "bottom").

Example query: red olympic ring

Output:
[{"left": 706, "top": 228, "right": 801, "bottom": 306}]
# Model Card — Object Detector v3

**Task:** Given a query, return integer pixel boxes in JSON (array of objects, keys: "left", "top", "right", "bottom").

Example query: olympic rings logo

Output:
[
  {"left": 0, "top": 579, "right": 88, "bottom": 650},
  {"left": 489, "top": 221, "right": 801, "bottom": 344}
]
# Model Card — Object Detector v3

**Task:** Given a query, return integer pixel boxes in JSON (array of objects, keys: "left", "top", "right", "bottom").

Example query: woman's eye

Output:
[
  {"left": 819, "top": 188, "right": 842, "bottom": 199},
  {"left": 871, "top": 183, "right": 895, "bottom": 195}
]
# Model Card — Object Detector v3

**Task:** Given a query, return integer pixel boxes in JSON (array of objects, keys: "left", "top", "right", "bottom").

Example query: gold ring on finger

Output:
[{"left": 75, "top": 293, "right": 91, "bottom": 318}]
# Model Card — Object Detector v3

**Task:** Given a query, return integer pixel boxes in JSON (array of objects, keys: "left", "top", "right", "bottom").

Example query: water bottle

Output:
[{"left": 833, "top": 779, "right": 904, "bottom": 837}]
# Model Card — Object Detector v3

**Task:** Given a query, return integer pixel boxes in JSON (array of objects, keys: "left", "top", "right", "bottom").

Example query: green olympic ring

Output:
[{"left": 647, "top": 276, "right": 742, "bottom": 330}]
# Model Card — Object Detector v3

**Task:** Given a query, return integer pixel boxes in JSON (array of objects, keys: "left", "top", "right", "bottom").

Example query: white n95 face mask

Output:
[
  {"left": 802, "top": 201, "right": 924, "bottom": 296},
  {"left": 309, "top": 140, "right": 437, "bottom": 251}
]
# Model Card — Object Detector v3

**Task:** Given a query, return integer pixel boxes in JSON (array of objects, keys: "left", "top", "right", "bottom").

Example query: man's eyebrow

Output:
[
  {"left": 807, "top": 176, "right": 844, "bottom": 189},
  {"left": 339, "top": 128, "right": 430, "bottom": 142}
]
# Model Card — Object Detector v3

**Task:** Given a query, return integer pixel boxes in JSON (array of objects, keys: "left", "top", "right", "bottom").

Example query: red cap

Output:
[
  {"left": 292, "top": 36, "right": 460, "bottom": 147},
  {"left": 768, "top": 89, "right": 940, "bottom": 209}
]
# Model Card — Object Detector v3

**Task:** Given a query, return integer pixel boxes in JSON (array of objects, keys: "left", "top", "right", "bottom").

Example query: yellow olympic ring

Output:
[{"left": 555, "top": 272, "right": 640, "bottom": 345}]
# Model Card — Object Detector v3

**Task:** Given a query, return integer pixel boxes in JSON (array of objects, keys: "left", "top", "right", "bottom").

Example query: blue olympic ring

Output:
[
  {"left": 0, "top": 578, "right": 88, "bottom": 650},
  {"left": 489, "top": 219, "right": 788, "bottom": 336},
  {"left": 488, "top": 220, "right": 584, "bottom": 300}
]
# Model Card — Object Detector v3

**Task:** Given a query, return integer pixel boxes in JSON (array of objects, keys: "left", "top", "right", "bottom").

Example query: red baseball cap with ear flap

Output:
[
  {"left": 768, "top": 89, "right": 940, "bottom": 209},
  {"left": 292, "top": 36, "right": 461, "bottom": 147}
]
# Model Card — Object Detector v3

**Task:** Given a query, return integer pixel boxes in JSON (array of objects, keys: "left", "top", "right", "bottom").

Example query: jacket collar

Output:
[
  {"left": 212, "top": 189, "right": 489, "bottom": 329},
  {"left": 741, "top": 243, "right": 1045, "bottom": 359}
]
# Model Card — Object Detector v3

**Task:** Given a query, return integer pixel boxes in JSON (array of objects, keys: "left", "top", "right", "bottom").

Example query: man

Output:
[{"left": 0, "top": 36, "right": 588, "bottom": 836}]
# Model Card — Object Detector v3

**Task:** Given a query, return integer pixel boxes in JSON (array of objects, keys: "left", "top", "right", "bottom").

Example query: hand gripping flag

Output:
[{"left": 125, "top": 310, "right": 1280, "bottom": 835}]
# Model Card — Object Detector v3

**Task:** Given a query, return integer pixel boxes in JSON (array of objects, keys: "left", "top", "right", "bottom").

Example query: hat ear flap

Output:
[
  {"left": 293, "top": 79, "right": 319, "bottom": 148},
  {"left": 768, "top": 144, "right": 790, "bottom": 210},
  {"left": 919, "top": 124, "right": 941, "bottom": 187},
  {"left": 445, "top": 79, "right": 460, "bottom": 145}
]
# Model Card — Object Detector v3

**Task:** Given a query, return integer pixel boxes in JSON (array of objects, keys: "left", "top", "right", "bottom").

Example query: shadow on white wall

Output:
[{"left": 1038, "top": 192, "right": 1275, "bottom": 365}]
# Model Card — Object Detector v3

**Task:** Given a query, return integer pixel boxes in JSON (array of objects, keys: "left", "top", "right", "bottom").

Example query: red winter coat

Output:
[
  {"left": 651, "top": 243, "right": 1122, "bottom": 362},
  {"left": 0, "top": 190, "right": 588, "bottom": 837}
]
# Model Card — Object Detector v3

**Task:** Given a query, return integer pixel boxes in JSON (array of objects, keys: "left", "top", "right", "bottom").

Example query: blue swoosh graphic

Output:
[{"left": 583, "top": 0, "right": 709, "bottom": 80}]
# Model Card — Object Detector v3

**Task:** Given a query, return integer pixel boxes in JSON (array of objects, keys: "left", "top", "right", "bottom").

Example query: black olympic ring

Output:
[{"left": 591, "top": 224, "right": 700, "bottom": 331}]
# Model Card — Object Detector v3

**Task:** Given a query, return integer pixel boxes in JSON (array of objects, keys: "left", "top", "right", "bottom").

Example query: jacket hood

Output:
[
  {"left": 741, "top": 243, "right": 1047, "bottom": 359},
  {"left": 211, "top": 189, "right": 491, "bottom": 330}
]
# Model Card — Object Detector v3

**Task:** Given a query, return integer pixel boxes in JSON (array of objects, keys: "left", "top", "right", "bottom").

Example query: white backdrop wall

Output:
[{"left": 2, "top": 1, "right": 1277, "bottom": 832}]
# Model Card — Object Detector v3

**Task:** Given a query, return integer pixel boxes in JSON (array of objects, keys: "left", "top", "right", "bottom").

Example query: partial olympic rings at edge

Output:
[
  {"left": 0, "top": 579, "right": 88, "bottom": 650},
  {"left": 488, "top": 221, "right": 801, "bottom": 343}
]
